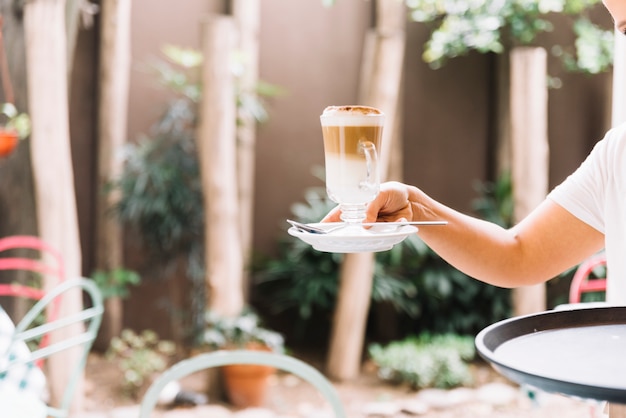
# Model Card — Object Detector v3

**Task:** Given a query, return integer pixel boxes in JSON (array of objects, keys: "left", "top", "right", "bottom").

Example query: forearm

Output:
[{"left": 406, "top": 186, "right": 602, "bottom": 287}]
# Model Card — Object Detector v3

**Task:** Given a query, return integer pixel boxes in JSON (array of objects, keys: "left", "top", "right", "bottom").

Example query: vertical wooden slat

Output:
[
  {"left": 326, "top": 0, "right": 406, "bottom": 381},
  {"left": 232, "top": 0, "right": 260, "bottom": 300},
  {"left": 198, "top": 15, "right": 244, "bottom": 317},
  {"left": 23, "top": 0, "right": 84, "bottom": 412},
  {"left": 509, "top": 47, "right": 548, "bottom": 316},
  {"left": 95, "top": 0, "right": 131, "bottom": 347}
]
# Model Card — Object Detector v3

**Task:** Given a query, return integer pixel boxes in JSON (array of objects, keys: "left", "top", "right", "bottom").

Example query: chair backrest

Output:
[
  {"left": 140, "top": 350, "right": 347, "bottom": 418},
  {"left": 569, "top": 253, "right": 607, "bottom": 304},
  {"left": 0, "top": 277, "right": 104, "bottom": 418},
  {"left": 0, "top": 235, "right": 65, "bottom": 281},
  {"left": 0, "top": 235, "right": 66, "bottom": 361}
]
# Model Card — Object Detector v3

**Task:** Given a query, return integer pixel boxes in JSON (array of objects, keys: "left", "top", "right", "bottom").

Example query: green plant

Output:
[
  {"left": 91, "top": 268, "right": 141, "bottom": 300},
  {"left": 405, "top": 0, "right": 613, "bottom": 74},
  {"left": 106, "top": 329, "right": 177, "bottom": 399},
  {"left": 472, "top": 171, "right": 514, "bottom": 228},
  {"left": 0, "top": 103, "right": 30, "bottom": 139},
  {"left": 202, "top": 308, "right": 285, "bottom": 353},
  {"left": 368, "top": 333, "right": 475, "bottom": 389},
  {"left": 113, "top": 44, "right": 283, "bottom": 341}
]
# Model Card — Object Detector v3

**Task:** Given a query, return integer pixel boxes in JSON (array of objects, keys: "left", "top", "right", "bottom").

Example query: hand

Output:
[{"left": 322, "top": 181, "right": 415, "bottom": 223}]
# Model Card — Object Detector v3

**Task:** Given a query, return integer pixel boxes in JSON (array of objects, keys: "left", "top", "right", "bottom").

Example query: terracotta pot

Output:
[
  {"left": 221, "top": 344, "right": 276, "bottom": 408},
  {"left": 222, "top": 361, "right": 275, "bottom": 407},
  {"left": 0, "top": 129, "right": 18, "bottom": 157}
]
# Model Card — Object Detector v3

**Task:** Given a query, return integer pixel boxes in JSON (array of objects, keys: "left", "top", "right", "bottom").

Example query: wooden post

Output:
[
  {"left": 197, "top": 16, "right": 245, "bottom": 317},
  {"left": 509, "top": 47, "right": 548, "bottom": 316},
  {"left": 608, "top": 27, "right": 626, "bottom": 418},
  {"left": 232, "top": 0, "right": 260, "bottom": 300},
  {"left": 94, "top": 0, "right": 131, "bottom": 349},
  {"left": 326, "top": 252, "right": 375, "bottom": 378},
  {"left": 326, "top": 0, "right": 406, "bottom": 381},
  {"left": 23, "top": 0, "right": 84, "bottom": 412}
]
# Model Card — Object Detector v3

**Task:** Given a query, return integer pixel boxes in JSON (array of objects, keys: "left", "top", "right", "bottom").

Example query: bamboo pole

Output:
[
  {"left": 94, "top": 0, "right": 131, "bottom": 348},
  {"left": 198, "top": 15, "right": 244, "bottom": 317},
  {"left": 23, "top": 0, "right": 84, "bottom": 412},
  {"left": 509, "top": 47, "right": 548, "bottom": 316},
  {"left": 326, "top": 0, "right": 406, "bottom": 381},
  {"left": 232, "top": 0, "right": 260, "bottom": 300}
]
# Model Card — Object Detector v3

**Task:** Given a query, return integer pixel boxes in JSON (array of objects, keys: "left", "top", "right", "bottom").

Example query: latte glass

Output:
[{"left": 320, "top": 105, "right": 384, "bottom": 225}]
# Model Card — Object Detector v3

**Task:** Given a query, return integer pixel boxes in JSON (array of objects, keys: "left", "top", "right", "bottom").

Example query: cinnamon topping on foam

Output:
[
  {"left": 320, "top": 105, "right": 384, "bottom": 126},
  {"left": 322, "top": 105, "right": 382, "bottom": 116}
]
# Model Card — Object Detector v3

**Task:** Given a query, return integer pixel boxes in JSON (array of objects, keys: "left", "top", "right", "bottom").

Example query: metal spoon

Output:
[{"left": 286, "top": 219, "right": 447, "bottom": 234}]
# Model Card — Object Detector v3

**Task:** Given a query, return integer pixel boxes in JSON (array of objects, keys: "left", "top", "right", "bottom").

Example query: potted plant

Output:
[
  {"left": 0, "top": 103, "right": 30, "bottom": 157},
  {"left": 201, "top": 308, "right": 285, "bottom": 408}
]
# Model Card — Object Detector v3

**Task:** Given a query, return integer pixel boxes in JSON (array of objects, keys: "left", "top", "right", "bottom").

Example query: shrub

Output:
[
  {"left": 368, "top": 333, "right": 475, "bottom": 389},
  {"left": 106, "top": 329, "right": 177, "bottom": 399}
]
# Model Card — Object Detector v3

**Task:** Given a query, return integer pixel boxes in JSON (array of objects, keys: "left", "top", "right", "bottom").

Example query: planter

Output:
[
  {"left": 221, "top": 344, "right": 276, "bottom": 408},
  {"left": 222, "top": 361, "right": 275, "bottom": 408},
  {"left": 0, "top": 129, "right": 18, "bottom": 157}
]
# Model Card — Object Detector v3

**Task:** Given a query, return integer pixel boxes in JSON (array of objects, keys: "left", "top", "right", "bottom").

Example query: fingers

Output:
[
  {"left": 321, "top": 181, "right": 414, "bottom": 224},
  {"left": 321, "top": 206, "right": 342, "bottom": 223},
  {"left": 365, "top": 194, "right": 386, "bottom": 223}
]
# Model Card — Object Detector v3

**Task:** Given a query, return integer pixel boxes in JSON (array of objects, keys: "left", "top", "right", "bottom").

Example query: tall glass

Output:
[{"left": 320, "top": 105, "right": 384, "bottom": 227}]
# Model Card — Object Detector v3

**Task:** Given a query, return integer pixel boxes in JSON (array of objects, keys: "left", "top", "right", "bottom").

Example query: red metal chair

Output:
[
  {"left": 569, "top": 253, "right": 607, "bottom": 304},
  {"left": 0, "top": 236, "right": 65, "bottom": 362}
]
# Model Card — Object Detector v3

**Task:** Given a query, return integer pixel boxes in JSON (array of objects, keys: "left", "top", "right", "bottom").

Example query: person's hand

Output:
[{"left": 321, "top": 181, "right": 415, "bottom": 223}]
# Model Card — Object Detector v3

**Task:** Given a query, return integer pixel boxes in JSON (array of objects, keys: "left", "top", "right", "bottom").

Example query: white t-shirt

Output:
[{"left": 548, "top": 122, "right": 626, "bottom": 303}]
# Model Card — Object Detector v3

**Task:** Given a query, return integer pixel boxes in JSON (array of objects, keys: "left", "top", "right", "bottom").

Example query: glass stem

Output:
[{"left": 339, "top": 203, "right": 367, "bottom": 224}]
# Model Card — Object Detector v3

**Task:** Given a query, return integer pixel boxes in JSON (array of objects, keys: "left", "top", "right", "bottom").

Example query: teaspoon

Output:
[{"left": 287, "top": 219, "right": 447, "bottom": 234}]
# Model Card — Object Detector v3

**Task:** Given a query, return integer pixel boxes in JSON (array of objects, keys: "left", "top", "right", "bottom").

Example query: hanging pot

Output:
[{"left": 0, "top": 128, "right": 18, "bottom": 157}]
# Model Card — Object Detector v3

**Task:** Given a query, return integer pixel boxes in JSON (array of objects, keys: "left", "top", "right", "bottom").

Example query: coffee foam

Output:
[{"left": 320, "top": 105, "right": 384, "bottom": 126}]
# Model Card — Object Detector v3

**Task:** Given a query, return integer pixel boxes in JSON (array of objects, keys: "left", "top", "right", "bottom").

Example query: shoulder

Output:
[
  {"left": 580, "top": 123, "right": 626, "bottom": 169},
  {"left": 601, "top": 122, "right": 626, "bottom": 149}
]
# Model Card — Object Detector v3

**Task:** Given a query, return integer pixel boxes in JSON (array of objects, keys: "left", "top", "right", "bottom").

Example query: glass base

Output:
[
  {"left": 339, "top": 203, "right": 367, "bottom": 224},
  {"left": 336, "top": 203, "right": 370, "bottom": 236}
]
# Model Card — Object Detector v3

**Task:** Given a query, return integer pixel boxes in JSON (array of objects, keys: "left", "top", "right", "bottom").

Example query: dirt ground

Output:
[{"left": 83, "top": 351, "right": 597, "bottom": 417}]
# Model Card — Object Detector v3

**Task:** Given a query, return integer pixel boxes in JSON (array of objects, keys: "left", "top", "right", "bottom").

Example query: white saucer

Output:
[{"left": 287, "top": 222, "right": 418, "bottom": 253}]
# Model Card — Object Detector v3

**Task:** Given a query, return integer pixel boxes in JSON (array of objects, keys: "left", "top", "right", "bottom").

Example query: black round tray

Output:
[{"left": 475, "top": 305, "right": 626, "bottom": 403}]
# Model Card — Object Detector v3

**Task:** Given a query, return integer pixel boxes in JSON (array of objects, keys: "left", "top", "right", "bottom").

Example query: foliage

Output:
[
  {"left": 106, "top": 329, "right": 177, "bottom": 399},
  {"left": 112, "top": 44, "right": 283, "bottom": 339},
  {"left": 556, "top": 17, "right": 615, "bottom": 74},
  {"left": 114, "top": 133, "right": 202, "bottom": 257},
  {"left": 114, "top": 44, "right": 283, "bottom": 257},
  {"left": 405, "top": 0, "right": 613, "bottom": 74},
  {"left": 114, "top": 47, "right": 205, "bottom": 260},
  {"left": 322, "top": 0, "right": 613, "bottom": 74},
  {"left": 400, "top": 252, "right": 511, "bottom": 335},
  {"left": 202, "top": 308, "right": 285, "bottom": 353},
  {"left": 472, "top": 171, "right": 514, "bottom": 228},
  {"left": 0, "top": 103, "right": 30, "bottom": 139},
  {"left": 368, "top": 333, "right": 475, "bottom": 389},
  {"left": 91, "top": 268, "right": 141, "bottom": 300}
]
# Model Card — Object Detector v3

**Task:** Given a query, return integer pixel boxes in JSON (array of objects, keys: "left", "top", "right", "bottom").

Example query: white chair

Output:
[
  {"left": 0, "top": 277, "right": 104, "bottom": 418},
  {"left": 140, "top": 350, "right": 347, "bottom": 418}
]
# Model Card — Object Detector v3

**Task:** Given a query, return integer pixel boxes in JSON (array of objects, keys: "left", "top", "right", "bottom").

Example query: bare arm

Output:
[{"left": 323, "top": 181, "right": 604, "bottom": 287}]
